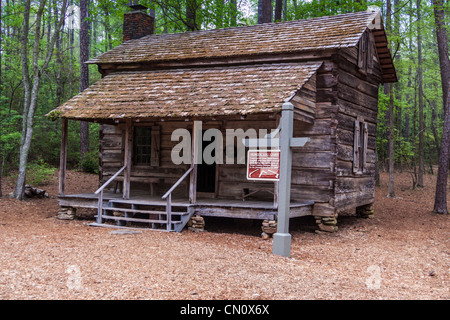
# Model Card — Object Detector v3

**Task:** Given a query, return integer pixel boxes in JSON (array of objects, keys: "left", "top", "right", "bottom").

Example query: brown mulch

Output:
[{"left": 0, "top": 170, "right": 448, "bottom": 300}]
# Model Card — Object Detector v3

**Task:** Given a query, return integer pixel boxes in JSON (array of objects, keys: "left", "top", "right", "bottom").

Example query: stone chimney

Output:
[{"left": 123, "top": 3, "right": 155, "bottom": 42}]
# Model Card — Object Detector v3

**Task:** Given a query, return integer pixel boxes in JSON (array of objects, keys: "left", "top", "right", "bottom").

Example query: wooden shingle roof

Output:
[
  {"left": 48, "top": 62, "right": 321, "bottom": 121},
  {"left": 88, "top": 10, "right": 380, "bottom": 65},
  {"left": 48, "top": 10, "right": 397, "bottom": 121}
]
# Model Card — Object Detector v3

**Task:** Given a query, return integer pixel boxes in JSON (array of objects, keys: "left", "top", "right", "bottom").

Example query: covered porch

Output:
[
  {"left": 49, "top": 62, "right": 321, "bottom": 232},
  {"left": 58, "top": 191, "right": 313, "bottom": 230},
  {"left": 56, "top": 115, "right": 314, "bottom": 232}
]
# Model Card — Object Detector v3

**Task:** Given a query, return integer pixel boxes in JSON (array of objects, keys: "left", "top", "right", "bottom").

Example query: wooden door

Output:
[{"left": 196, "top": 130, "right": 216, "bottom": 193}]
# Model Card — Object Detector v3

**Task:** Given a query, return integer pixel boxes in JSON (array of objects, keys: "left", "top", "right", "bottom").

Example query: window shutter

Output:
[
  {"left": 353, "top": 120, "right": 360, "bottom": 173},
  {"left": 362, "top": 122, "right": 369, "bottom": 170},
  {"left": 367, "top": 34, "right": 374, "bottom": 70},
  {"left": 358, "top": 33, "right": 368, "bottom": 72},
  {"left": 151, "top": 125, "right": 160, "bottom": 166}
]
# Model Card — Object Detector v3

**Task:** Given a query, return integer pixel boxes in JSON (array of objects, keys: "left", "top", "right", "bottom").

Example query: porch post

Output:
[
  {"left": 123, "top": 119, "right": 132, "bottom": 200},
  {"left": 273, "top": 113, "right": 281, "bottom": 209},
  {"left": 273, "top": 103, "right": 294, "bottom": 257},
  {"left": 59, "top": 118, "right": 68, "bottom": 196},
  {"left": 189, "top": 120, "right": 201, "bottom": 203}
]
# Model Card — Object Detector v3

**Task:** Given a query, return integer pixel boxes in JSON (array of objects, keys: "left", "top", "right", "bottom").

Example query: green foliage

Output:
[
  {"left": 81, "top": 150, "right": 99, "bottom": 174},
  {"left": 394, "top": 136, "right": 414, "bottom": 163},
  {"left": 0, "top": 0, "right": 449, "bottom": 185},
  {"left": 25, "top": 160, "right": 56, "bottom": 186}
]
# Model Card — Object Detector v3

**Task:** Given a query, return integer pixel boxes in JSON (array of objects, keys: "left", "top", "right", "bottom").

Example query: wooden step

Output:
[
  {"left": 88, "top": 222, "right": 172, "bottom": 232},
  {"left": 103, "top": 207, "right": 189, "bottom": 215},
  {"left": 109, "top": 199, "right": 192, "bottom": 207},
  {"left": 95, "top": 215, "right": 183, "bottom": 224}
]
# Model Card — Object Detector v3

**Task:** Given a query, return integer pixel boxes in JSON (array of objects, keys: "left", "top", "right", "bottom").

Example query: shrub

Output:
[
  {"left": 26, "top": 160, "right": 56, "bottom": 186},
  {"left": 80, "top": 151, "right": 99, "bottom": 174}
]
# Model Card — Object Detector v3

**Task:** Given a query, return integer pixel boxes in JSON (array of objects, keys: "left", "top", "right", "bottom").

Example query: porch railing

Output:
[
  {"left": 161, "top": 167, "right": 193, "bottom": 231},
  {"left": 94, "top": 165, "right": 126, "bottom": 224}
]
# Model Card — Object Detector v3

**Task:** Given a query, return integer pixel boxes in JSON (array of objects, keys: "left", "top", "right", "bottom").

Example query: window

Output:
[
  {"left": 134, "top": 127, "right": 152, "bottom": 164},
  {"left": 353, "top": 120, "right": 368, "bottom": 174},
  {"left": 133, "top": 126, "right": 160, "bottom": 166}
]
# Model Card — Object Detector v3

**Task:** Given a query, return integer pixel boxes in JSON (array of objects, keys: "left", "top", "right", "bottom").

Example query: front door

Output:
[{"left": 196, "top": 130, "right": 216, "bottom": 193}]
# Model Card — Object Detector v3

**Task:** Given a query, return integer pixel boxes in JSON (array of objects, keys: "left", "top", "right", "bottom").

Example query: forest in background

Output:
[{"left": 0, "top": 0, "right": 448, "bottom": 212}]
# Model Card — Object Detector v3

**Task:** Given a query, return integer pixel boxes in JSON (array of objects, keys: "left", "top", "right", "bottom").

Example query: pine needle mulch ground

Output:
[{"left": 0, "top": 171, "right": 448, "bottom": 299}]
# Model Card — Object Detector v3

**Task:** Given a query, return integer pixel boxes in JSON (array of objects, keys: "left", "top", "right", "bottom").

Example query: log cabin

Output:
[{"left": 47, "top": 6, "right": 397, "bottom": 234}]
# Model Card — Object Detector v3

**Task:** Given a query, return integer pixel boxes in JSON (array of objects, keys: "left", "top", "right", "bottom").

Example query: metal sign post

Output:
[{"left": 272, "top": 102, "right": 309, "bottom": 257}]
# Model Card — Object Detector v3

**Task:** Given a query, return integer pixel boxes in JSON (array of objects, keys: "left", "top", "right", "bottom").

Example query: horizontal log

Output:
[
  {"left": 101, "top": 124, "right": 122, "bottom": 135},
  {"left": 292, "top": 151, "right": 334, "bottom": 169},
  {"left": 316, "top": 87, "right": 338, "bottom": 103},
  {"left": 100, "top": 161, "right": 122, "bottom": 168},
  {"left": 217, "top": 181, "right": 274, "bottom": 199},
  {"left": 337, "top": 54, "right": 381, "bottom": 86},
  {"left": 338, "top": 98, "right": 378, "bottom": 123},
  {"left": 291, "top": 167, "right": 334, "bottom": 187},
  {"left": 336, "top": 112, "right": 377, "bottom": 136},
  {"left": 335, "top": 176, "right": 375, "bottom": 194},
  {"left": 338, "top": 82, "right": 378, "bottom": 110},
  {"left": 336, "top": 159, "right": 375, "bottom": 177},
  {"left": 334, "top": 190, "right": 375, "bottom": 212},
  {"left": 312, "top": 202, "right": 336, "bottom": 217},
  {"left": 101, "top": 135, "right": 122, "bottom": 149},
  {"left": 339, "top": 47, "right": 357, "bottom": 66},
  {"left": 195, "top": 206, "right": 276, "bottom": 220},
  {"left": 318, "top": 60, "right": 336, "bottom": 73},
  {"left": 290, "top": 185, "right": 334, "bottom": 203},
  {"left": 316, "top": 102, "right": 338, "bottom": 118},
  {"left": 293, "top": 109, "right": 315, "bottom": 124},
  {"left": 294, "top": 119, "right": 334, "bottom": 136},
  {"left": 291, "top": 94, "right": 315, "bottom": 114},
  {"left": 338, "top": 69, "right": 380, "bottom": 98},
  {"left": 316, "top": 72, "right": 338, "bottom": 89}
]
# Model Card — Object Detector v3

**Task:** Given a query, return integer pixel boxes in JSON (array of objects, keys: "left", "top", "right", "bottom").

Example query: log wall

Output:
[
  {"left": 97, "top": 36, "right": 384, "bottom": 219},
  {"left": 334, "top": 36, "right": 383, "bottom": 213}
]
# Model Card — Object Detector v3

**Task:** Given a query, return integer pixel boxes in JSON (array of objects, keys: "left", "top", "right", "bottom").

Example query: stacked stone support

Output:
[
  {"left": 57, "top": 206, "right": 76, "bottom": 220},
  {"left": 187, "top": 215, "right": 205, "bottom": 232},
  {"left": 356, "top": 204, "right": 375, "bottom": 219},
  {"left": 261, "top": 220, "right": 277, "bottom": 239}
]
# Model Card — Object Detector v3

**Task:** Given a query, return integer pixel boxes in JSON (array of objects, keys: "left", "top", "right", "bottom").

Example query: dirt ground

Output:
[{"left": 0, "top": 170, "right": 448, "bottom": 300}]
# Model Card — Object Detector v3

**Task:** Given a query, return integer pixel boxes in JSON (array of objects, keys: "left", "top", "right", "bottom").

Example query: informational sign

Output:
[{"left": 247, "top": 150, "right": 280, "bottom": 181}]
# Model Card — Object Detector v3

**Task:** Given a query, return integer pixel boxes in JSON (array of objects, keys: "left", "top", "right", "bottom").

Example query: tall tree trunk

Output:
[
  {"left": 433, "top": 0, "right": 450, "bottom": 214},
  {"left": 404, "top": 0, "right": 414, "bottom": 143},
  {"left": 386, "top": 0, "right": 395, "bottom": 197},
  {"left": 258, "top": 0, "right": 272, "bottom": 24},
  {"left": 275, "top": 0, "right": 283, "bottom": 22},
  {"left": 394, "top": 0, "right": 402, "bottom": 170},
  {"left": 433, "top": 91, "right": 449, "bottom": 214},
  {"left": 54, "top": 0, "right": 63, "bottom": 107},
  {"left": 186, "top": 0, "right": 199, "bottom": 31},
  {"left": 388, "top": 83, "right": 395, "bottom": 197},
  {"left": 80, "top": 0, "right": 90, "bottom": 163},
  {"left": 14, "top": 0, "right": 68, "bottom": 200},
  {"left": 430, "top": 100, "right": 441, "bottom": 159},
  {"left": 375, "top": 146, "right": 381, "bottom": 187},
  {"left": 433, "top": 0, "right": 450, "bottom": 113},
  {"left": 0, "top": 0, "right": 3, "bottom": 197},
  {"left": 103, "top": 6, "right": 112, "bottom": 51},
  {"left": 68, "top": 0, "right": 74, "bottom": 96},
  {"left": 417, "top": 0, "right": 424, "bottom": 187}
]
